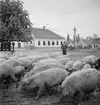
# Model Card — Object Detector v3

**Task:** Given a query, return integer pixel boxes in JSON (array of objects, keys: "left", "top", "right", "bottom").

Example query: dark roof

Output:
[
  {"left": 92, "top": 38, "right": 100, "bottom": 44},
  {"left": 83, "top": 39, "right": 93, "bottom": 45},
  {"left": 32, "top": 28, "right": 65, "bottom": 39}
]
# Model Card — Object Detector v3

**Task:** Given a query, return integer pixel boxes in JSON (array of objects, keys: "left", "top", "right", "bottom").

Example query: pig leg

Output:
[
  {"left": 11, "top": 74, "right": 18, "bottom": 88},
  {"left": 4, "top": 76, "right": 12, "bottom": 89},
  {"left": 76, "top": 91, "right": 84, "bottom": 105},
  {"left": 70, "top": 91, "right": 84, "bottom": 105},
  {"left": 36, "top": 86, "right": 45, "bottom": 100},
  {"left": 59, "top": 95, "right": 65, "bottom": 102}
]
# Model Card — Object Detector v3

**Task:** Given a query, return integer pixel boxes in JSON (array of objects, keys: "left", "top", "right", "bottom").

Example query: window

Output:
[
  {"left": 43, "top": 41, "right": 46, "bottom": 45},
  {"left": 57, "top": 41, "right": 59, "bottom": 45},
  {"left": 61, "top": 41, "right": 62, "bottom": 45},
  {"left": 38, "top": 41, "right": 40, "bottom": 45},
  {"left": 48, "top": 41, "right": 50, "bottom": 45},
  {"left": 52, "top": 41, "right": 54, "bottom": 45}
]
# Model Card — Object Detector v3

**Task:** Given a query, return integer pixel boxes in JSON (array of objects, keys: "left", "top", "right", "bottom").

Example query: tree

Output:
[
  {"left": 76, "top": 33, "right": 80, "bottom": 42},
  {"left": 93, "top": 34, "right": 98, "bottom": 39},
  {"left": 67, "top": 33, "right": 70, "bottom": 41},
  {"left": 0, "top": 0, "right": 33, "bottom": 42}
]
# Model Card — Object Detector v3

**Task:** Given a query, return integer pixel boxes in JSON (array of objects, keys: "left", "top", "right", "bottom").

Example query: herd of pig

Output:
[{"left": 0, "top": 52, "right": 100, "bottom": 105}]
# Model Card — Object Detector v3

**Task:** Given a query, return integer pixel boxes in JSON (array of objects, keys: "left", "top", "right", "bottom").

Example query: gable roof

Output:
[
  {"left": 92, "top": 38, "right": 100, "bottom": 44},
  {"left": 32, "top": 28, "right": 65, "bottom": 39}
]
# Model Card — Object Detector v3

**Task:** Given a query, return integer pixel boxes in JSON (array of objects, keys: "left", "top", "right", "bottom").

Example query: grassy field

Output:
[
  {"left": 0, "top": 47, "right": 100, "bottom": 105},
  {"left": 10, "top": 47, "right": 100, "bottom": 61}
]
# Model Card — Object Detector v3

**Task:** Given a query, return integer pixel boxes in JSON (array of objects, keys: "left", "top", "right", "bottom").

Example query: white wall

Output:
[
  {"left": 14, "top": 38, "right": 65, "bottom": 48},
  {"left": 35, "top": 38, "right": 65, "bottom": 47},
  {"left": 14, "top": 41, "right": 25, "bottom": 48},
  {"left": 14, "top": 41, "right": 35, "bottom": 48}
]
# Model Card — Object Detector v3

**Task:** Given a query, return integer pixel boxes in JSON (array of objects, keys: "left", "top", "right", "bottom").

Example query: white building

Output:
[{"left": 32, "top": 27, "right": 65, "bottom": 47}]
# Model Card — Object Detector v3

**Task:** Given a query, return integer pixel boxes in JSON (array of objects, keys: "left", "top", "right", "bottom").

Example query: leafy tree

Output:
[
  {"left": 0, "top": 0, "right": 33, "bottom": 42},
  {"left": 76, "top": 33, "right": 80, "bottom": 42},
  {"left": 93, "top": 34, "right": 98, "bottom": 39},
  {"left": 67, "top": 33, "right": 70, "bottom": 41}
]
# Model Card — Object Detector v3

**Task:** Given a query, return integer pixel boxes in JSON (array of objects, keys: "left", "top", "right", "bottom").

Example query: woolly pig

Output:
[
  {"left": 72, "top": 60, "right": 83, "bottom": 72},
  {"left": 0, "top": 63, "right": 18, "bottom": 88},
  {"left": 17, "top": 58, "right": 33, "bottom": 71},
  {"left": 11, "top": 52, "right": 27, "bottom": 57},
  {"left": 0, "top": 54, "right": 9, "bottom": 60},
  {"left": 22, "top": 53, "right": 50, "bottom": 63},
  {"left": 0, "top": 59, "right": 6, "bottom": 64},
  {"left": 18, "top": 68, "right": 69, "bottom": 99},
  {"left": 57, "top": 57, "right": 72, "bottom": 65},
  {"left": 31, "top": 58, "right": 57, "bottom": 69},
  {"left": 3, "top": 58, "right": 23, "bottom": 67},
  {"left": 37, "top": 58, "right": 57, "bottom": 64},
  {"left": 49, "top": 52, "right": 61, "bottom": 58},
  {"left": 83, "top": 64, "right": 91, "bottom": 69},
  {"left": 14, "top": 66, "right": 25, "bottom": 80},
  {"left": 56, "top": 55, "right": 71, "bottom": 60},
  {"left": 24, "top": 61, "right": 66, "bottom": 78},
  {"left": 83, "top": 55, "right": 97, "bottom": 67},
  {"left": 95, "top": 57, "right": 100, "bottom": 70},
  {"left": 65, "top": 61, "right": 74, "bottom": 73},
  {"left": 58, "top": 68, "right": 100, "bottom": 105}
]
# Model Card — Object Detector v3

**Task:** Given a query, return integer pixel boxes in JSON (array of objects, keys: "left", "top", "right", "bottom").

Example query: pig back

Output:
[{"left": 36, "top": 68, "right": 69, "bottom": 87}]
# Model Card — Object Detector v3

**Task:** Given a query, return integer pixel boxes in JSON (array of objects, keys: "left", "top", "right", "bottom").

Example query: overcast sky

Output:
[{"left": 22, "top": 0, "right": 100, "bottom": 39}]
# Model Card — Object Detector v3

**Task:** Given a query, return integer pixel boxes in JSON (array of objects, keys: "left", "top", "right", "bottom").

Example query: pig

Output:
[
  {"left": 3, "top": 58, "right": 23, "bottom": 67},
  {"left": 0, "top": 63, "right": 18, "bottom": 88},
  {"left": 58, "top": 68, "right": 100, "bottom": 105},
  {"left": 24, "top": 61, "right": 66, "bottom": 78},
  {"left": 56, "top": 55, "right": 71, "bottom": 60},
  {"left": 72, "top": 60, "right": 83, "bottom": 72},
  {"left": 14, "top": 66, "right": 25, "bottom": 81},
  {"left": 0, "top": 54, "right": 9, "bottom": 60},
  {"left": 83, "top": 55, "right": 97, "bottom": 67},
  {"left": 18, "top": 68, "right": 69, "bottom": 100},
  {"left": 65, "top": 60, "right": 74, "bottom": 74},
  {"left": 17, "top": 58, "right": 33, "bottom": 71},
  {"left": 57, "top": 57, "right": 72, "bottom": 65},
  {"left": 83, "top": 64, "right": 91, "bottom": 69},
  {"left": 94, "top": 57, "right": 100, "bottom": 70}
]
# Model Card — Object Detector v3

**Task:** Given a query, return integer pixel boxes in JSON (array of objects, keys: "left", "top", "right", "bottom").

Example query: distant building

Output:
[
  {"left": 32, "top": 27, "right": 65, "bottom": 48},
  {"left": 84, "top": 38, "right": 93, "bottom": 48},
  {"left": 92, "top": 38, "right": 100, "bottom": 47},
  {"left": 64, "top": 38, "right": 87, "bottom": 48}
]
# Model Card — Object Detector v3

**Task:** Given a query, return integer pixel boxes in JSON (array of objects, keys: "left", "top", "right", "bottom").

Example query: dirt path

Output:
[{"left": 1, "top": 86, "right": 100, "bottom": 105}]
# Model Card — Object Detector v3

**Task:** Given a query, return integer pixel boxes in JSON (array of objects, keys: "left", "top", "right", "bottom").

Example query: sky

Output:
[{"left": 22, "top": 0, "right": 100, "bottom": 39}]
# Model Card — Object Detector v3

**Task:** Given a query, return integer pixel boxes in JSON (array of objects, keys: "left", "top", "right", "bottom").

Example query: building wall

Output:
[
  {"left": 14, "top": 41, "right": 34, "bottom": 48},
  {"left": 34, "top": 38, "right": 65, "bottom": 47},
  {"left": 13, "top": 38, "right": 65, "bottom": 48},
  {"left": 14, "top": 41, "right": 25, "bottom": 48}
]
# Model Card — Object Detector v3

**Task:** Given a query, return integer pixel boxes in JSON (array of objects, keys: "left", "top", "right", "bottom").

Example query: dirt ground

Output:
[{"left": 0, "top": 48, "right": 100, "bottom": 105}]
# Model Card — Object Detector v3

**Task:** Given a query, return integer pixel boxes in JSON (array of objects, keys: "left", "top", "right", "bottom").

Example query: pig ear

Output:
[{"left": 62, "top": 85, "right": 71, "bottom": 96}]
